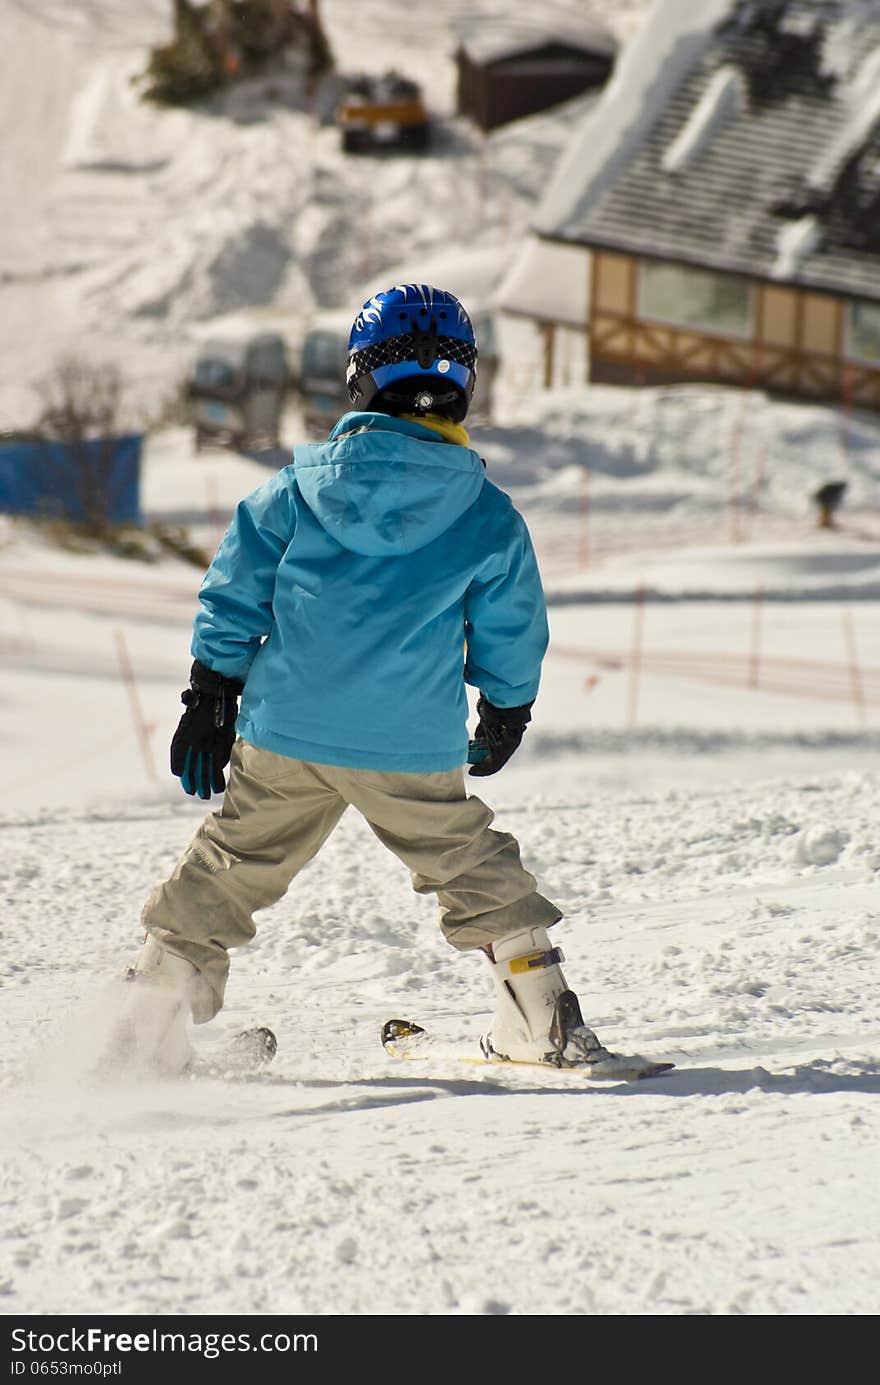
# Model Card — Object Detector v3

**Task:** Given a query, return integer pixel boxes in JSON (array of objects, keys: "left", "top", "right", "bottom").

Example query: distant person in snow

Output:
[
  {"left": 120, "top": 283, "right": 618, "bottom": 1077},
  {"left": 812, "top": 479, "right": 847, "bottom": 529}
]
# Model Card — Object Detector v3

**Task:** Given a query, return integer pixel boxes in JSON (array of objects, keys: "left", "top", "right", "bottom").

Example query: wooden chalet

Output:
[{"left": 500, "top": 0, "right": 880, "bottom": 413}]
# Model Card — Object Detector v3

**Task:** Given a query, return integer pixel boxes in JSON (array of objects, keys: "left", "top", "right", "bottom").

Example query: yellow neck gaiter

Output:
[{"left": 402, "top": 413, "right": 471, "bottom": 448}]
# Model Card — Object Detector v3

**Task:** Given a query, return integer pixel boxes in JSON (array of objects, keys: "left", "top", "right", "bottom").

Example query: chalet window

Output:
[
  {"left": 639, "top": 261, "right": 752, "bottom": 338},
  {"left": 846, "top": 301, "right": 880, "bottom": 363}
]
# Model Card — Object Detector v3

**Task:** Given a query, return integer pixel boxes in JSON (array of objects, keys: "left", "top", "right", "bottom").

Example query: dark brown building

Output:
[{"left": 455, "top": 14, "right": 616, "bottom": 133}]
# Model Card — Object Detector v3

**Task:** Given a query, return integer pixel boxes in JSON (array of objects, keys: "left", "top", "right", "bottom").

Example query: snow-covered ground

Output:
[
  {"left": 3, "top": 0, "right": 880, "bottom": 1325},
  {"left": 4, "top": 376, "right": 880, "bottom": 1319}
]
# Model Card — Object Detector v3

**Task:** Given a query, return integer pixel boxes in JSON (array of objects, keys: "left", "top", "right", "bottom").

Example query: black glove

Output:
[
  {"left": 170, "top": 661, "right": 245, "bottom": 800},
  {"left": 467, "top": 695, "right": 533, "bottom": 777}
]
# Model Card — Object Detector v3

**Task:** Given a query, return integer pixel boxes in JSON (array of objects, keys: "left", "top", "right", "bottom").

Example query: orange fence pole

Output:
[
  {"left": 627, "top": 585, "right": 646, "bottom": 727},
  {"left": 114, "top": 629, "right": 158, "bottom": 783},
  {"left": 839, "top": 364, "right": 853, "bottom": 476},
  {"left": 748, "top": 585, "right": 764, "bottom": 689},
  {"left": 840, "top": 604, "right": 866, "bottom": 726},
  {"left": 727, "top": 390, "right": 748, "bottom": 544},
  {"left": 747, "top": 438, "right": 767, "bottom": 541},
  {"left": 579, "top": 464, "right": 590, "bottom": 569}
]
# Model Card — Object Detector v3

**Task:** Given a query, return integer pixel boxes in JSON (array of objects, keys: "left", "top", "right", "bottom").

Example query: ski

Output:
[{"left": 381, "top": 1019, "right": 674, "bottom": 1082}]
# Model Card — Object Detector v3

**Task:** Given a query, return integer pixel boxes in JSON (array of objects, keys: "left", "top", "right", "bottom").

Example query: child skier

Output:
[{"left": 123, "top": 283, "right": 621, "bottom": 1078}]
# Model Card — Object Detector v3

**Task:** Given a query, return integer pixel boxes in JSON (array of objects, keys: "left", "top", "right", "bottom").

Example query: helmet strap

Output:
[{"left": 412, "top": 320, "right": 439, "bottom": 369}]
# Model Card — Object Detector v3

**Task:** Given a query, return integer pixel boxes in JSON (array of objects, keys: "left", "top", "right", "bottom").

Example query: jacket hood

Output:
[{"left": 293, "top": 412, "right": 485, "bottom": 556}]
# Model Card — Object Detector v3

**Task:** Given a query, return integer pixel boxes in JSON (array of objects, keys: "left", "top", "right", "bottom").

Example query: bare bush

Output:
[
  {"left": 36, "top": 356, "right": 124, "bottom": 444},
  {"left": 33, "top": 357, "right": 134, "bottom": 539}
]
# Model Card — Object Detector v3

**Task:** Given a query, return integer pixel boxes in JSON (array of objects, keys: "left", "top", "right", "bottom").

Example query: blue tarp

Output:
[{"left": 0, "top": 433, "right": 142, "bottom": 525}]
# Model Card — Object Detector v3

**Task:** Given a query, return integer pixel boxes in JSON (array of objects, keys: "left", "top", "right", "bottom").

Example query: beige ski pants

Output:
[{"left": 141, "top": 738, "right": 562, "bottom": 1021}]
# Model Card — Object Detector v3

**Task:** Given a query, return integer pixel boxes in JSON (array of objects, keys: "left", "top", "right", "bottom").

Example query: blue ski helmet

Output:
[{"left": 346, "top": 284, "right": 478, "bottom": 422}]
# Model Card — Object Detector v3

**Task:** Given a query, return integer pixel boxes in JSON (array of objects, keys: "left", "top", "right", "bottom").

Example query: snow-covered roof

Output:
[
  {"left": 806, "top": 45, "right": 880, "bottom": 196},
  {"left": 455, "top": 5, "right": 617, "bottom": 68},
  {"left": 495, "top": 234, "right": 591, "bottom": 328},
  {"left": 533, "top": 0, "right": 735, "bottom": 239},
  {"left": 660, "top": 64, "right": 747, "bottom": 175},
  {"left": 528, "top": 0, "right": 880, "bottom": 302},
  {"left": 772, "top": 215, "right": 822, "bottom": 280}
]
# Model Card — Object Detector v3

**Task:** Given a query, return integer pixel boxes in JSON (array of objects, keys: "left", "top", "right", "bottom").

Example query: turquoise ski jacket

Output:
[{"left": 190, "top": 411, "right": 549, "bottom": 772}]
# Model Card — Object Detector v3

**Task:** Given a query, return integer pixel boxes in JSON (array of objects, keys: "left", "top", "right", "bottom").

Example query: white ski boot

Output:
[
  {"left": 481, "top": 926, "right": 613, "bottom": 1068},
  {"left": 116, "top": 935, "right": 200, "bottom": 1078}
]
